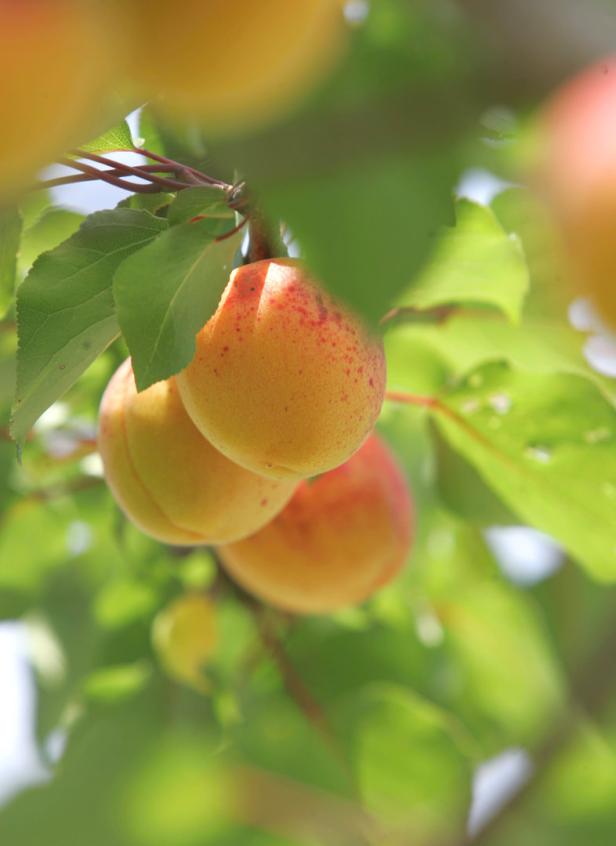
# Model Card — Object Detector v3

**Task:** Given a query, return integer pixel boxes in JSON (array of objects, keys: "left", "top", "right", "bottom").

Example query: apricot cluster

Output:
[{"left": 99, "top": 260, "right": 414, "bottom": 616}]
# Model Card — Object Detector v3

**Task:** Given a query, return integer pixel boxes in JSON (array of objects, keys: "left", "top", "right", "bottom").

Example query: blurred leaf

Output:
[
  {"left": 336, "top": 684, "right": 472, "bottom": 842},
  {"left": 401, "top": 199, "right": 529, "bottom": 321},
  {"left": 439, "top": 580, "right": 564, "bottom": 749},
  {"left": 80, "top": 120, "right": 134, "bottom": 153},
  {"left": 432, "top": 361, "right": 616, "bottom": 580},
  {"left": 168, "top": 187, "right": 233, "bottom": 226},
  {"left": 0, "top": 206, "right": 21, "bottom": 316},
  {"left": 262, "top": 151, "right": 455, "bottom": 324},
  {"left": 83, "top": 662, "right": 152, "bottom": 704},
  {"left": 114, "top": 219, "right": 242, "bottom": 390},
  {"left": 12, "top": 210, "right": 167, "bottom": 443}
]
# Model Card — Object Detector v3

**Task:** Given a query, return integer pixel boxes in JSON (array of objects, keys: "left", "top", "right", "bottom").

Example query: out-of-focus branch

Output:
[{"left": 463, "top": 614, "right": 616, "bottom": 845}]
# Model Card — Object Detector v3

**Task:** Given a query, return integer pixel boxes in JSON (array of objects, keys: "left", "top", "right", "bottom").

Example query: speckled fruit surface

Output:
[
  {"left": 217, "top": 435, "right": 413, "bottom": 614},
  {"left": 98, "top": 359, "right": 297, "bottom": 546},
  {"left": 176, "top": 259, "right": 386, "bottom": 480}
]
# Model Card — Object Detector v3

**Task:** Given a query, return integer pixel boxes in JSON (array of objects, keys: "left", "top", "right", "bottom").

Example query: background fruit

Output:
[
  {"left": 177, "top": 259, "right": 386, "bottom": 481},
  {"left": 152, "top": 593, "right": 217, "bottom": 691},
  {"left": 0, "top": 0, "right": 112, "bottom": 197},
  {"left": 537, "top": 56, "right": 616, "bottom": 325},
  {"left": 118, "top": 0, "right": 346, "bottom": 133},
  {"left": 216, "top": 435, "right": 413, "bottom": 614},
  {"left": 98, "top": 359, "right": 297, "bottom": 546}
]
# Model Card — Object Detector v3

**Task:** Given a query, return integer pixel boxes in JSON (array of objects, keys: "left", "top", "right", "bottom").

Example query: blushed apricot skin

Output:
[
  {"left": 537, "top": 57, "right": 616, "bottom": 325},
  {"left": 98, "top": 359, "right": 297, "bottom": 546},
  {"left": 0, "top": 0, "right": 112, "bottom": 197},
  {"left": 117, "top": 0, "right": 346, "bottom": 134},
  {"left": 216, "top": 435, "right": 413, "bottom": 615},
  {"left": 176, "top": 260, "right": 387, "bottom": 481},
  {"left": 152, "top": 594, "right": 217, "bottom": 692}
]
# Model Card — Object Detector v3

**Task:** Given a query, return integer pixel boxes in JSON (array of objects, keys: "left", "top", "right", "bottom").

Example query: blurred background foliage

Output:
[{"left": 2, "top": 1, "right": 616, "bottom": 844}]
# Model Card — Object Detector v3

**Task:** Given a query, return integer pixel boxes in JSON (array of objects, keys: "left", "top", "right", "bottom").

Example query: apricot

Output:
[
  {"left": 117, "top": 0, "right": 346, "bottom": 133},
  {"left": 0, "top": 0, "right": 112, "bottom": 197},
  {"left": 152, "top": 593, "right": 216, "bottom": 692},
  {"left": 98, "top": 359, "right": 297, "bottom": 546},
  {"left": 216, "top": 435, "right": 413, "bottom": 614},
  {"left": 537, "top": 56, "right": 616, "bottom": 325},
  {"left": 176, "top": 259, "right": 386, "bottom": 481}
]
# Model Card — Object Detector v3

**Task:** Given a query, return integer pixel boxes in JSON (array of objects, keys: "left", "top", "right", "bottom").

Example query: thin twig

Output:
[
  {"left": 464, "top": 616, "right": 616, "bottom": 845},
  {"left": 72, "top": 149, "right": 191, "bottom": 192},
  {"left": 215, "top": 216, "right": 248, "bottom": 242},
  {"left": 35, "top": 164, "right": 179, "bottom": 191},
  {"left": 137, "top": 147, "right": 231, "bottom": 190},
  {"left": 385, "top": 390, "right": 439, "bottom": 410},
  {"left": 57, "top": 158, "right": 161, "bottom": 194}
]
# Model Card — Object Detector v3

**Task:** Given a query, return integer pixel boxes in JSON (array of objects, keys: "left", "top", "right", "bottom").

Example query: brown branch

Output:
[
  {"left": 463, "top": 616, "right": 616, "bottom": 845},
  {"left": 72, "top": 149, "right": 191, "bottom": 192},
  {"left": 136, "top": 147, "right": 231, "bottom": 190},
  {"left": 57, "top": 158, "right": 161, "bottom": 194},
  {"left": 35, "top": 164, "right": 178, "bottom": 191}
]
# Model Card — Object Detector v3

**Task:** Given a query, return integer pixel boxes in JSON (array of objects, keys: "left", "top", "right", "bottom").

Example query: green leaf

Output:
[
  {"left": 18, "top": 208, "right": 84, "bottom": 277},
  {"left": 114, "top": 218, "right": 242, "bottom": 390},
  {"left": 11, "top": 209, "right": 167, "bottom": 443},
  {"left": 433, "top": 361, "right": 616, "bottom": 580},
  {"left": 261, "top": 151, "right": 456, "bottom": 324},
  {"left": 336, "top": 684, "right": 472, "bottom": 841},
  {"left": 168, "top": 187, "right": 233, "bottom": 226},
  {"left": 80, "top": 120, "right": 134, "bottom": 153},
  {"left": 402, "top": 198, "right": 530, "bottom": 321},
  {"left": 0, "top": 206, "right": 22, "bottom": 316}
]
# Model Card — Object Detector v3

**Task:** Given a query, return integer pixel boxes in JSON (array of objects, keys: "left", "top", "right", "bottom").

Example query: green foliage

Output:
[
  {"left": 11, "top": 210, "right": 166, "bottom": 443},
  {"left": 114, "top": 217, "right": 242, "bottom": 390},
  {"left": 0, "top": 3, "right": 615, "bottom": 844},
  {"left": 434, "top": 361, "right": 616, "bottom": 580},
  {"left": 0, "top": 206, "right": 21, "bottom": 317},
  {"left": 401, "top": 198, "right": 530, "bottom": 321}
]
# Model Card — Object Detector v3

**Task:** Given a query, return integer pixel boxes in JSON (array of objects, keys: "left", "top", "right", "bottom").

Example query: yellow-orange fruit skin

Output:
[
  {"left": 117, "top": 0, "right": 346, "bottom": 133},
  {"left": 98, "top": 359, "right": 297, "bottom": 546},
  {"left": 538, "top": 57, "right": 616, "bottom": 325},
  {"left": 152, "top": 594, "right": 217, "bottom": 692},
  {"left": 217, "top": 435, "right": 413, "bottom": 615},
  {"left": 0, "top": 0, "right": 112, "bottom": 197},
  {"left": 176, "top": 260, "right": 386, "bottom": 481}
]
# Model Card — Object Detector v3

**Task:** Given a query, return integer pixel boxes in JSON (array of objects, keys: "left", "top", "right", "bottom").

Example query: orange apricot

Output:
[
  {"left": 537, "top": 56, "right": 616, "bottom": 325},
  {"left": 117, "top": 0, "right": 347, "bottom": 133},
  {"left": 216, "top": 435, "right": 413, "bottom": 614},
  {"left": 98, "top": 359, "right": 297, "bottom": 546},
  {"left": 0, "top": 0, "right": 112, "bottom": 197},
  {"left": 176, "top": 259, "right": 386, "bottom": 481}
]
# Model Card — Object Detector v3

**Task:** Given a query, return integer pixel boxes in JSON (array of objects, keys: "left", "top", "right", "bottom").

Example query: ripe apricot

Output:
[
  {"left": 537, "top": 56, "right": 616, "bottom": 325},
  {"left": 176, "top": 259, "right": 386, "bottom": 481},
  {"left": 216, "top": 435, "right": 413, "bottom": 614},
  {"left": 0, "top": 0, "right": 112, "bottom": 197},
  {"left": 117, "top": 0, "right": 346, "bottom": 133},
  {"left": 98, "top": 359, "right": 297, "bottom": 546},
  {"left": 152, "top": 593, "right": 216, "bottom": 692}
]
